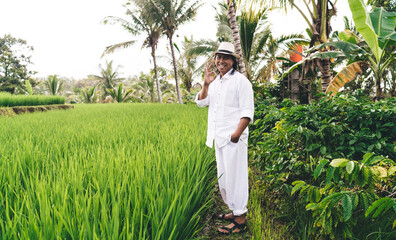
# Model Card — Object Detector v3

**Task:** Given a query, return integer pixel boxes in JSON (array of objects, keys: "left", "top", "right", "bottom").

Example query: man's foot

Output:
[
  {"left": 218, "top": 215, "right": 247, "bottom": 234},
  {"left": 217, "top": 212, "right": 235, "bottom": 221}
]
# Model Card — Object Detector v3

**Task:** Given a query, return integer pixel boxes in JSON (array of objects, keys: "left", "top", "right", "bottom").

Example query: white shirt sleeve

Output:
[
  {"left": 238, "top": 78, "right": 254, "bottom": 122},
  {"left": 194, "top": 91, "right": 209, "bottom": 107}
]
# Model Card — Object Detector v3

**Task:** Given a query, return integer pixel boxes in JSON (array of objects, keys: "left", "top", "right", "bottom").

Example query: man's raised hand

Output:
[{"left": 204, "top": 62, "right": 216, "bottom": 86}]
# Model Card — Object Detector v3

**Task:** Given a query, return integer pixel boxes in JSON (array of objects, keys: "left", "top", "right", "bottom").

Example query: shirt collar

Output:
[{"left": 219, "top": 69, "right": 234, "bottom": 80}]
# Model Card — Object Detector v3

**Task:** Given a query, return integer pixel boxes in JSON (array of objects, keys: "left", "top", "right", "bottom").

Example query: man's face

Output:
[{"left": 215, "top": 53, "right": 234, "bottom": 76}]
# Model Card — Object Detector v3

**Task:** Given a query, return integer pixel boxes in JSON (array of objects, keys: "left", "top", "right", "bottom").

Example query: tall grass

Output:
[
  {"left": 0, "top": 92, "right": 65, "bottom": 107},
  {"left": 0, "top": 103, "right": 215, "bottom": 239}
]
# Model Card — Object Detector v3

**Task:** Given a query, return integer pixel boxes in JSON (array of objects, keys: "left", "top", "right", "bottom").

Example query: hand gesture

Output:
[{"left": 204, "top": 62, "right": 216, "bottom": 86}]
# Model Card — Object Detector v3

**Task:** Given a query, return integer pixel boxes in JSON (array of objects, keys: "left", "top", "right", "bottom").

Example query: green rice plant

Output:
[
  {"left": 0, "top": 103, "right": 215, "bottom": 239},
  {"left": 0, "top": 92, "right": 65, "bottom": 107}
]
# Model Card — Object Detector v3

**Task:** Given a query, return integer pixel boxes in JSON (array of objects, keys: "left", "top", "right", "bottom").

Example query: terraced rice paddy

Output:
[{"left": 0, "top": 103, "right": 215, "bottom": 239}]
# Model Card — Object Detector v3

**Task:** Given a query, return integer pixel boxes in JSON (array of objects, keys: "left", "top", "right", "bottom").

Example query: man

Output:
[{"left": 195, "top": 42, "right": 254, "bottom": 234}]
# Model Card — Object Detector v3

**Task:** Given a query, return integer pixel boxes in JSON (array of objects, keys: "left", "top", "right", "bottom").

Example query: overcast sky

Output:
[{"left": 0, "top": 0, "right": 351, "bottom": 80}]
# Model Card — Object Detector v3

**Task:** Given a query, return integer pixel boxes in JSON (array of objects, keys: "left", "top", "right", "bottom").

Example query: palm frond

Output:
[{"left": 101, "top": 40, "right": 137, "bottom": 57}]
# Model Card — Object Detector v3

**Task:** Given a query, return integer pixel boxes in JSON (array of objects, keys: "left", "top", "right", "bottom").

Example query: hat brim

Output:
[{"left": 215, "top": 50, "right": 240, "bottom": 59}]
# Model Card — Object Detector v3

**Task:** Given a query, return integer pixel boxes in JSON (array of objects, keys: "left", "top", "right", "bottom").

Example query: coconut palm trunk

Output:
[
  {"left": 227, "top": 0, "right": 247, "bottom": 76},
  {"left": 168, "top": 36, "right": 183, "bottom": 104},
  {"left": 317, "top": 0, "right": 332, "bottom": 92},
  {"left": 151, "top": 47, "right": 162, "bottom": 103}
]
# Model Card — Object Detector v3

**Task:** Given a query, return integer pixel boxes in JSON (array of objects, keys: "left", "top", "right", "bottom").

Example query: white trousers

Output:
[{"left": 215, "top": 141, "right": 249, "bottom": 216}]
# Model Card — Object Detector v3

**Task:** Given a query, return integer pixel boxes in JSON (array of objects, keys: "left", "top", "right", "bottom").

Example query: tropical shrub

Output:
[
  {"left": 250, "top": 95, "right": 396, "bottom": 238},
  {"left": 292, "top": 154, "right": 395, "bottom": 238}
]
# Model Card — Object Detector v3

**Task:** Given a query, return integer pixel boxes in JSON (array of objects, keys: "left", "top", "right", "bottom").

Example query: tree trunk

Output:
[
  {"left": 151, "top": 47, "right": 162, "bottom": 103},
  {"left": 315, "top": 0, "right": 332, "bottom": 92},
  {"left": 168, "top": 36, "right": 183, "bottom": 104},
  {"left": 226, "top": 0, "right": 247, "bottom": 77},
  {"left": 320, "top": 58, "right": 332, "bottom": 92},
  {"left": 375, "top": 74, "right": 382, "bottom": 100}
]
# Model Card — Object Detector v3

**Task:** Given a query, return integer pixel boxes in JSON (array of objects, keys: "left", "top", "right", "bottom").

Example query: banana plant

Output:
[
  {"left": 325, "top": 61, "right": 365, "bottom": 96},
  {"left": 343, "top": 0, "right": 395, "bottom": 98},
  {"left": 284, "top": 1, "right": 395, "bottom": 98},
  {"left": 318, "top": 1, "right": 395, "bottom": 98}
]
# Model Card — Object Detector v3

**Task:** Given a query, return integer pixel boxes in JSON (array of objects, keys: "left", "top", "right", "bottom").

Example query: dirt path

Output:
[{"left": 197, "top": 186, "right": 250, "bottom": 240}]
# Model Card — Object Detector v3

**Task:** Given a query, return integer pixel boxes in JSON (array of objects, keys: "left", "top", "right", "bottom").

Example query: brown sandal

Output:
[
  {"left": 218, "top": 220, "right": 247, "bottom": 234},
  {"left": 217, "top": 212, "right": 235, "bottom": 221}
]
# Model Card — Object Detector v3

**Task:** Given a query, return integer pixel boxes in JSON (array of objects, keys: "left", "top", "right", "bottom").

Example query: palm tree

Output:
[
  {"left": 80, "top": 85, "right": 97, "bottom": 103},
  {"left": 226, "top": 0, "right": 247, "bottom": 76},
  {"left": 44, "top": 75, "right": 63, "bottom": 95},
  {"left": 89, "top": 60, "right": 123, "bottom": 99},
  {"left": 133, "top": 72, "right": 157, "bottom": 102},
  {"left": 176, "top": 36, "right": 201, "bottom": 93},
  {"left": 102, "top": 3, "right": 163, "bottom": 103},
  {"left": 140, "top": 0, "right": 202, "bottom": 104},
  {"left": 254, "top": 33, "right": 307, "bottom": 83},
  {"left": 107, "top": 83, "right": 136, "bottom": 103}
]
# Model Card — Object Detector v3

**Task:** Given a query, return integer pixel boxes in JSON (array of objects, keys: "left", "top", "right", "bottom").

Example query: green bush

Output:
[
  {"left": 0, "top": 92, "right": 65, "bottom": 107},
  {"left": 250, "top": 95, "right": 396, "bottom": 239}
]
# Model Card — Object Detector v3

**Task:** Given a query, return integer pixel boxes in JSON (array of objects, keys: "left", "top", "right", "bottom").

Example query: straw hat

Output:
[{"left": 215, "top": 42, "right": 240, "bottom": 59}]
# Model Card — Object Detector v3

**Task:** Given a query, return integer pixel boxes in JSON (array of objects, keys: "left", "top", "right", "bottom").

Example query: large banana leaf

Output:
[
  {"left": 325, "top": 62, "right": 364, "bottom": 96},
  {"left": 316, "top": 41, "right": 367, "bottom": 59},
  {"left": 370, "top": 7, "right": 396, "bottom": 49},
  {"left": 348, "top": 0, "right": 381, "bottom": 62}
]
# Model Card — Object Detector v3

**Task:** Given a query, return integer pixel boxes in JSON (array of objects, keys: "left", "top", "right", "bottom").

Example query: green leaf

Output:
[
  {"left": 338, "top": 31, "right": 358, "bottom": 44},
  {"left": 306, "top": 144, "right": 320, "bottom": 152},
  {"left": 306, "top": 203, "right": 318, "bottom": 211},
  {"left": 368, "top": 156, "right": 384, "bottom": 165},
  {"left": 314, "top": 189, "right": 322, "bottom": 203},
  {"left": 316, "top": 41, "right": 366, "bottom": 59},
  {"left": 376, "top": 143, "right": 382, "bottom": 150},
  {"left": 362, "top": 153, "right": 374, "bottom": 164},
  {"left": 365, "top": 197, "right": 390, "bottom": 217},
  {"left": 376, "top": 166, "right": 388, "bottom": 178},
  {"left": 370, "top": 8, "right": 396, "bottom": 49},
  {"left": 375, "top": 131, "right": 382, "bottom": 139},
  {"left": 308, "top": 187, "right": 315, "bottom": 203},
  {"left": 388, "top": 166, "right": 396, "bottom": 176},
  {"left": 291, "top": 182, "right": 305, "bottom": 196},
  {"left": 352, "top": 194, "right": 359, "bottom": 210},
  {"left": 342, "top": 195, "right": 353, "bottom": 221},
  {"left": 320, "top": 146, "right": 326, "bottom": 154},
  {"left": 349, "top": 139, "right": 357, "bottom": 145},
  {"left": 326, "top": 167, "right": 335, "bottom": 184},
  {"left": 321, "top": 191, "right": 348, "bottom": 204},
  {"left": 346, "top": 161, "right": 355, "bottom": 174},
  {"left": 348, "top": 0, "right": 381, "bottom": 61},
  {"left": 372, "top": 199, "right": 394, "bottom": 218},
  {"left": 292, "top": 180, "right": 305, "bottom": 186},
  {"left": 362, "top": 166, "right": 371, "bottom": 187},
  {"left": 282, "top": 51, "right": 345, "bottom": 79},
  {"left": 330, "top": 158, "right": 349, "bottom": 167},
  {"left": 300, "top": 185, "right": 310, "bottom": 196},
  {"left": 361, "top": 193, "right": 370, "bottom": 212},
  {"left": 314, "top": 159, "right": 328, "bottom": 180}
]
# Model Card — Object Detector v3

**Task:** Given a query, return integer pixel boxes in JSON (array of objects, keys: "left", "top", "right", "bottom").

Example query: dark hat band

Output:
[{"left": 217, "top": 50, "right": 234, "bottom": 55}]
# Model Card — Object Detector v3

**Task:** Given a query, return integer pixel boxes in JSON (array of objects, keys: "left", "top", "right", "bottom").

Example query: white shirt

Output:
[{"left": 195, "top": 69, "right": 254, "bottom": 148}]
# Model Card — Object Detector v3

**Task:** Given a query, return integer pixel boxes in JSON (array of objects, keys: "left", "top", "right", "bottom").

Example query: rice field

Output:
[
  {"left": 0, "top": 103, "right": 215, "bottom": 239},
  {"left": 0, "top": 92, "right": 65, "bottom": 107}
]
